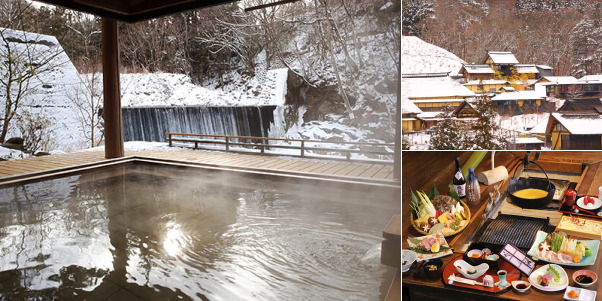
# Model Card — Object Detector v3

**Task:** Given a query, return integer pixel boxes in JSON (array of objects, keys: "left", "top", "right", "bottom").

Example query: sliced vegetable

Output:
[
  {"left": 550, "top": 233, "right": 564, "bottom": 253},
  {"left": 417, "top": 191, "right": 437, "bottom": 217}
]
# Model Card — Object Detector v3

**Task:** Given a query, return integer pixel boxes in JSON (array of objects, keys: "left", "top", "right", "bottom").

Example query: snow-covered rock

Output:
[{"left": 0, "top": 28, "right": 85, "bottom": 152}]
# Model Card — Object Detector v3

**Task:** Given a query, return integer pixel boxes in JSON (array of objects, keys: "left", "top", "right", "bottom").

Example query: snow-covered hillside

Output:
[
  {"left": 88, "top": 69, "right": 289, "bottom": 108},
  {"left": 402, "top": 36, "right": 465, "bottom": 75}
]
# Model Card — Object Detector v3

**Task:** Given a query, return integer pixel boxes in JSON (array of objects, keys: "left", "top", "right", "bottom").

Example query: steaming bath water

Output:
[{"left": 0, "top": 163, "right": 397, "bottom": 300}]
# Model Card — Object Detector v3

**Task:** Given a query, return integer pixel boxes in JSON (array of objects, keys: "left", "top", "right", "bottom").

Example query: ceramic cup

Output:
[
  {"left": 483, "top": 275, "right": 494, "bottom": 287},
  {"left": 497, "top": 270, "right": 508, "bottom": 288}
]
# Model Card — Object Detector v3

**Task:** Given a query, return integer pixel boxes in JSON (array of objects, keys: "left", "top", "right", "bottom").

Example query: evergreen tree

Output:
[
  {"left": 470, "top": 95, "right": 509, "bottom": 150},
  {"left": 430, "top": 104, "right": 467, "bottom": 150}
]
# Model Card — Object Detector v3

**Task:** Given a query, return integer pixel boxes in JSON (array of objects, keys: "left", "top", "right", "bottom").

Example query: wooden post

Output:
[
  {"left": 102, "top": 18, "right": 124, "bottom": 158},
  {"left": 168, "top": 133, "right": 172, "bottom": 146},
  {"left": 300, "top": 140, "right": 305, "bottom": 157},
  {"left": 393, "top": 48, "right": 401, "bottom": 181}
]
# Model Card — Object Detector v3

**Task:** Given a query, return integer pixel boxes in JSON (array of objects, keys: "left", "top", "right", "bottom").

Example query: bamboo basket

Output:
[{"left": 411, "top": 200, "right": 471, "bottom": 237}]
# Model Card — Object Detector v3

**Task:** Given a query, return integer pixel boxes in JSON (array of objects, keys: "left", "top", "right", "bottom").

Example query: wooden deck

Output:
[{"left": 0, "top": 149, "right": 398, "bottom": 183}]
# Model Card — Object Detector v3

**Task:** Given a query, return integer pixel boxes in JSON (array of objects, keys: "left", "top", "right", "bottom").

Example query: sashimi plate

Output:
[
  {"left": 407, "top": 233, "right": 453, "bottom": 262},
  {"left": 528, "top": 264, "right": 568, "bottom": 292},
  {"left": 527, "top": 231, "right": 599, "bottom": 266}
]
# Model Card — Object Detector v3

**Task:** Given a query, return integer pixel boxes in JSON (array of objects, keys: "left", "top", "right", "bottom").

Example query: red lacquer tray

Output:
[
  {"left": 558, "top": 195, "right": 602, "bottom": 220},
  {"left": 442, "top": 255, "right": 521, "bottom": 294}
]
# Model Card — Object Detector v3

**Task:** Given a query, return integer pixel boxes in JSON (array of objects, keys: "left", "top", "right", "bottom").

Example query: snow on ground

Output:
[
  {"left": 402, "top": 36, "right": 465, "bottom": 75},
  {"left": 499, "top": 113, "right": 549, "bottom": 133},
  {"left": 0, "top": 147, "right": 25, "bottom": 160}
]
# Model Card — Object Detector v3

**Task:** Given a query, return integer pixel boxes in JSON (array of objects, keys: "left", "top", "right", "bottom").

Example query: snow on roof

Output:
[
  {"left": 417, "top": 111, "right": 442, "bottom": 119},
  {"left": 491, "top": 90, "right": 546, "bottom": 101},
  {"left": 402, "top": 96, "right": 422, "bottom": 114},
  {"left": 538, "top": 76, "right": 578, "bottom": 85},
  {"left": 402, "top": 36, "right": 465, "bottom": 76},
  {"left": 486, "top": 51, "right": 519, "bottom": 64},
  {"left": 537, "top": 65, "right": 553, "bottom": 70},
  {"left": 514, "top": 64, "right": 540, "bottom": 74},
  {"left": 464, "top": 80, "right": 509, "bottom": 85},
  {"left": 510, "top": 137, "right": 545, "bottom": 144},
  {"left": 461, "top": 64, "right": 495, "bottom": 74},
  {"left": 500, "top": 86, "right": 516, "bottom": 91},
  {"left": 403, "top": 75, "right": 475, "bottom": 99},
  {"left": 552, "top": 112, "right": 602, "bottom": 134},
  {"left": 578, "top": 74, "right": 602, "bottom": 84}
]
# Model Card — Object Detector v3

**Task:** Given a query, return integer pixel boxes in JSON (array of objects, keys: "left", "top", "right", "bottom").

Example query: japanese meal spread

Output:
[{"left": 403, "top": 155, "right": 602, "bottom": 299}]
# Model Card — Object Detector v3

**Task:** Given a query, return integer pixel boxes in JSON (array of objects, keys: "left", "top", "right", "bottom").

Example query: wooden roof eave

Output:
[{"left": 35, "top": 0, "right": 239, "bottom": 22}]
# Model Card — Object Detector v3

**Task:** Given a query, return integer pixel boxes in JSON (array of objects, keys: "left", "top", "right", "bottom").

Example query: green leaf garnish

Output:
[
  {"left": 546, "top": 266, "right": 561, "bottom": 282},
  {"left": 429, "top": 184, "right": 439, "bottom": 200},
  {"left": 449, "top": 184, "right": 460, "bottom": 202}
]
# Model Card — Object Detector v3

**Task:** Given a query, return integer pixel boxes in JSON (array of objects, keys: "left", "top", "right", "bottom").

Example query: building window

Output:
[
  {"left": 555, "top": 123, "right": 565, "bottom": 131},
  {"left": 564, "top": 135, "right": 602, "bottom": 150}
]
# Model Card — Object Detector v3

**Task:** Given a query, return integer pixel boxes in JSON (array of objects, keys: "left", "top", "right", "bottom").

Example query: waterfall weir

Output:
[{"left": 122, "top": 106, "right": 277, "bottom": 142}]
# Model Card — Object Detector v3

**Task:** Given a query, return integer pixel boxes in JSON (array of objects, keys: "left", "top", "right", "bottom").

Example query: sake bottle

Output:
[
  {"left": 453, "top": 157, "right": 466, "bottom": 198},
  {"left": 466, "top": 167, "right": 481, "bottom": 206}
]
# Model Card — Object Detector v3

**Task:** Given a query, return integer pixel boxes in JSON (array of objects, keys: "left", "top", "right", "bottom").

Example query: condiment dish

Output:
[
  {"left": 402, "top": 249, "right": 417, "bottom": 272},
  {"left": 573, "top": 269, "right": 597, "bottom": 288},
  {"left": 511, "top": 280, "right": 531, "bottom": 293},
  {"left": 453, "top": 259, "right": 488, "bottom": 279}
]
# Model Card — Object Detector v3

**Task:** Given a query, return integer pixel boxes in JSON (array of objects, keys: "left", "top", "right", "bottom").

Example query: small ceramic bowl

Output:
[
  {"left": 511, "top": 280, "right": 531, "bottom": 293},
  {"left": 423, "top": 258, "right": 443, "bottom": 279},
  {"left": 402, "top": 250, "right": 417, "bottom": 273},
  {"left": 486, "top": 254, "right": 500, "bottom": 261},
  {"left": 453, "top": 259, "right": 489, "bottom": 279},
  {"left": 466, "top": 249, "right": 483, "bottom": 259},
  {"left": 573, "top": 269, "right": 598, "bottom": 288}
]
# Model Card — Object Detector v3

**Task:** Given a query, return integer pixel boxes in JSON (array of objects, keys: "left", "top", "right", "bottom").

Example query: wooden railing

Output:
[{"left": 166, "top": 132, "right": 394, "bottom": 163}]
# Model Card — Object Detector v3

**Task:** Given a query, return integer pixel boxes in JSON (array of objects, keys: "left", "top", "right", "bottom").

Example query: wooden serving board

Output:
[
  {"left": 442, "top": 255, "right": 521, "bottom": 294},
  {"left": 555, "top": 215, "right": 602, "bottom": 240}
]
